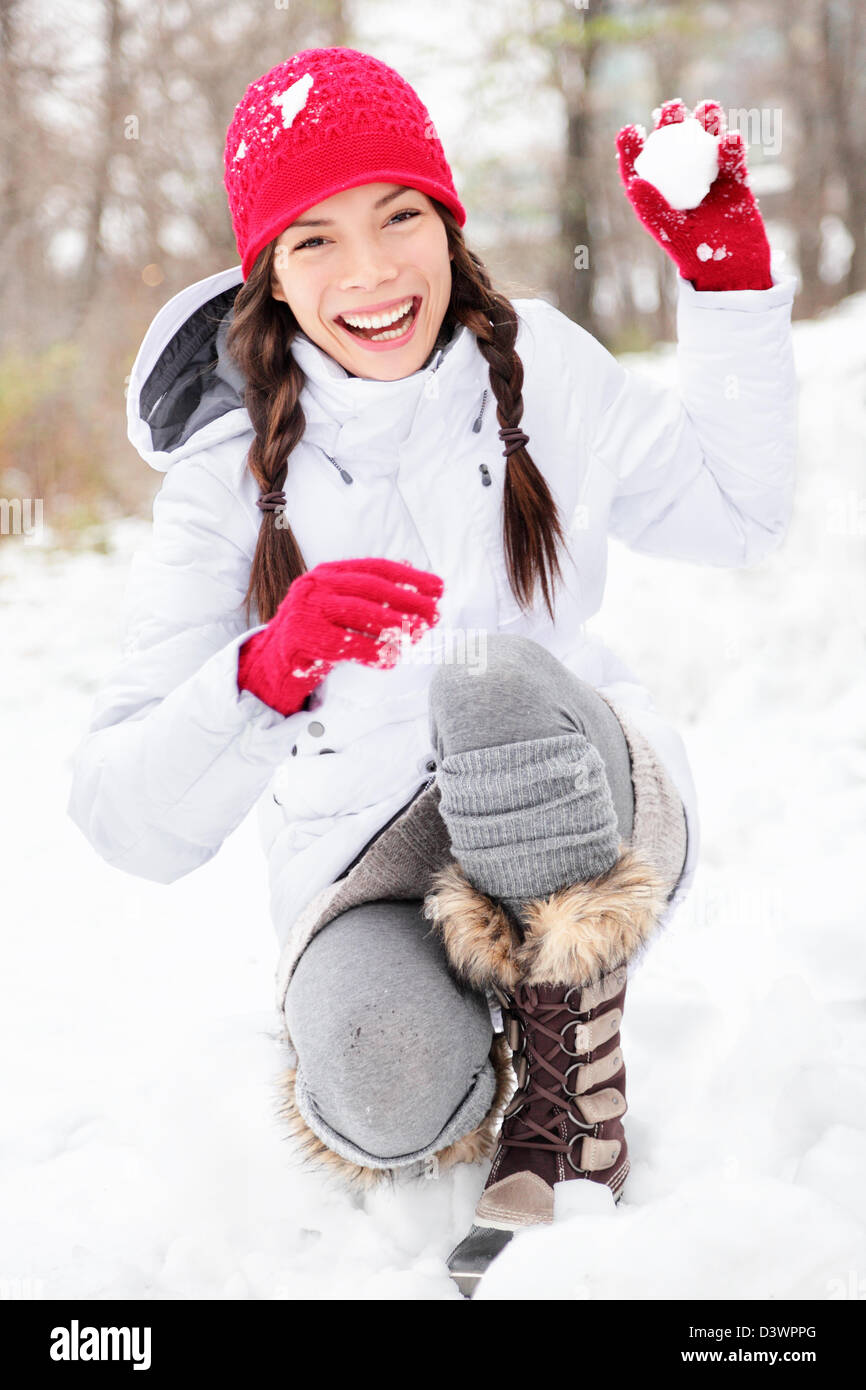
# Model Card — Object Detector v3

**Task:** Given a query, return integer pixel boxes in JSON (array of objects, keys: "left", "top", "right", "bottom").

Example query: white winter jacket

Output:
[{"left": 67, "top": 263, "right": 799, "bottom": 953}]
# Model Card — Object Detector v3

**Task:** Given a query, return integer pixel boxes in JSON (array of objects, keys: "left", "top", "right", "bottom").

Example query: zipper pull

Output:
[
  {"left": 323, "top": 451, "right": 353, "bottom": 484},
  {"left": 478, "top": 463, "right": 492, "bottom": 487},
  {"left": 472, "top": 388, "right": 489, "bottom": 432},
  {"left": 423, "top": 1155, "right": 440, "bottom": 1180}
]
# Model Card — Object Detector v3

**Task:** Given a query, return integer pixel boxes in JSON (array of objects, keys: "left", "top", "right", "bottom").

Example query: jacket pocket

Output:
[{"left": 271, "top": 717, "right": 428, "bottom": 822}]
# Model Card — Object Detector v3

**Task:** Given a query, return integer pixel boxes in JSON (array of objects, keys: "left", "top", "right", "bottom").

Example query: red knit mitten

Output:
[
  {"left": 616, "top": 98, "right": 773, "bottom": 291},
  {"left": 237, "top": 557, "right": 444, "bottom": 717}
]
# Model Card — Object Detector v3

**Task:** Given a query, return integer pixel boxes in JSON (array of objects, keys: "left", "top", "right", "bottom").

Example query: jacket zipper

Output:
[{"left": 332, "top": 768, "right": 435, "bottom": 881}]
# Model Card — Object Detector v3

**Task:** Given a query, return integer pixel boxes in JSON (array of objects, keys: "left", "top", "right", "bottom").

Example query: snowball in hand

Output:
[{"left": 633, "top": 116, "right": 720, "bottom": 210}]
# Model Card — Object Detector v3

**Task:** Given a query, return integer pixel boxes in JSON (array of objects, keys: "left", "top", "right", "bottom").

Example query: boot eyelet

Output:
[
  {"left": 560, "top": 1019, "right": 592, "bottom": 1058},
  {"left": 566, "top": 1132, "right": 594, "bottom": 1175},
  {"left": 563, "top": 1063, "right": 582, "bottom": 1097},
  {"left": 566, "top": 1110, "right": 598, "bottom": 1135},
  {"left": 564, "top": 987, "right": 590, "bottom": 1016}
]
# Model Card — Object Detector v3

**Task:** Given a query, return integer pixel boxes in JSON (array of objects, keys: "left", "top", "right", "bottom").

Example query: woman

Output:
[{"left": 67, "top": 46, "right": 798, "bottom": 1293}]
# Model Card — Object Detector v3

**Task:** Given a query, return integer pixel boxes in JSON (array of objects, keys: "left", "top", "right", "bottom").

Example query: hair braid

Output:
[
  {"left": 445, "top": 230, "right": 567, "bottom": 619},
  {"left": 226, "top": 260, "right": 308, "bottom": 626}
]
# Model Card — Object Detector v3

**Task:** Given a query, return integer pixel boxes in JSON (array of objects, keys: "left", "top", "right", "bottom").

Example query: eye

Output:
[{"left": 292, "top": 208, "right": 421, "bottom": 251}]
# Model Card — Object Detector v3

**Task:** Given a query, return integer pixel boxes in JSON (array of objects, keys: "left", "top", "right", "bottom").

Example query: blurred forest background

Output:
[{"left": 1, "top": 0, "right": 864, "bottom": 541}]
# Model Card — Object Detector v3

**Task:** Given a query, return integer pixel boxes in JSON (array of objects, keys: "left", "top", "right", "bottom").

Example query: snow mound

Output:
[{"left": 1, "top": 290, "right": 865, "bottom": 1300}]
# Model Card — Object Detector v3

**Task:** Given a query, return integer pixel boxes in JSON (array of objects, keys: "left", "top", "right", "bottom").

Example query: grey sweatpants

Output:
[{"left": 284, "top": 634, "right": 638, "bottom": 1169}]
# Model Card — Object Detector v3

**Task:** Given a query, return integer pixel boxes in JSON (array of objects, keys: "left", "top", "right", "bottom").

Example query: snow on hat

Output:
[{"left": 224, "top": 46, "right": 467, "bottom": 280}]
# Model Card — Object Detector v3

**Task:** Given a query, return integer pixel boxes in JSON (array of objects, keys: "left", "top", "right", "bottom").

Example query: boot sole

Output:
[{"left": 446, "top": 1225, "right": 515, "bottom": 1299}]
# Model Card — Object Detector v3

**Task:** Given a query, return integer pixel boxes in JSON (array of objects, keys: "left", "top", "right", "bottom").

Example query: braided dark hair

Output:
[{"left": 227, "top": 199, "right": 567, "bottom": 627}]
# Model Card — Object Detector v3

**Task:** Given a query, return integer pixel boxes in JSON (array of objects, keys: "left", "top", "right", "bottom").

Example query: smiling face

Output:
[{"left": 270, "top": 182, "right": 454, "bottom": 380}]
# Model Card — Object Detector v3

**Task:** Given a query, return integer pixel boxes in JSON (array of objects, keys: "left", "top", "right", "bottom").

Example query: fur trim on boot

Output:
[
  {"left": 422, "top": 845, "right": 669, "bottom": 991},
  {"left": 272, "top": 1031, "right": 514, "bottom": 1190}
]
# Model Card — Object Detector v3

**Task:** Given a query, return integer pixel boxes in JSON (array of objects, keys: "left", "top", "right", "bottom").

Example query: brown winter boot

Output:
[
  {"left": 481, "top": 966, "right": 631, "bottom": 1219},
  {"left": 422, "top": 845, "right": 669, "bottom": 1295}
]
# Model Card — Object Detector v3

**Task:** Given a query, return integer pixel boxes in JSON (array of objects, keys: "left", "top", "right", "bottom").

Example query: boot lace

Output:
[{"left": 497, "top": 982, "right": 599, "bottom": 1175}]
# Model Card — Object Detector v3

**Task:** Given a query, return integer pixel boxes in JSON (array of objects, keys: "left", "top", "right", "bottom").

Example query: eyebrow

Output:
[{"left": 289, "top": 186, "right": 414, "bottom": 229}]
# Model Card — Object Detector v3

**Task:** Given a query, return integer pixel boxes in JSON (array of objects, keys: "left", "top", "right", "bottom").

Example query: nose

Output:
[{"left": 338, "top": 238, "right": 399, "bottom": 294}]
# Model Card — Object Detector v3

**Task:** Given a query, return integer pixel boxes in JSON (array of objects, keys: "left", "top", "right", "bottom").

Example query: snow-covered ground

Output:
[{"left": 2, "top": 292, "right": 865, "bottom": 1301}]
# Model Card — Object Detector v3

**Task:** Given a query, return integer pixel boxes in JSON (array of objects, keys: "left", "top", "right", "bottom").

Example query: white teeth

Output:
[
  {"left": 369, "top": 319, "right": 412, "bottom": 340},
  {"left": 341, "top": 297, "right": 414, "bottom": 329}
]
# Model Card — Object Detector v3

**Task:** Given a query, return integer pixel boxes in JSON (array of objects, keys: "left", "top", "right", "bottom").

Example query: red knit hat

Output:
[{"left": 224, "top": 47, "right": 467, "bottom": 280}]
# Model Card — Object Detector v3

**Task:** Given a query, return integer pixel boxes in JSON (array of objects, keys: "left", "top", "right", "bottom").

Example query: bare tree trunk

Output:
[
  {"left": 0, "top": 0, "right": 31, "bottom": 337},
  {"left": 323, "top": 0, "right": 350, "bottom": 47},
  {"left": 551, "top": 7, "right": 608, "bottom": 339},
  {"left": 816, "top": 0, "right": 866, "bottom": 296},
  {"left": 646, "top": 0, "right": 703, "bottom": 99},
  {"left": 71, "top": 0, "right": 127, "bottom": 330},
  {"left": 846, "top": 187, "right": 866, "bottom": 293},
  {"left": 772, "top": 2, "right": 832, "bottom": 317},
  {"left": 0, "top": 0, "right": 23, "bottom": 253}
]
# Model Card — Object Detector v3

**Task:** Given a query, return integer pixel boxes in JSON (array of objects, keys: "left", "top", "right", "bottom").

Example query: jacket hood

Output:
[
  {"left": 127, "top": 266, "right": 250, "bottom": 471},
  {"left": 126, "top": 264, "right": 487, "bottom": 475}
]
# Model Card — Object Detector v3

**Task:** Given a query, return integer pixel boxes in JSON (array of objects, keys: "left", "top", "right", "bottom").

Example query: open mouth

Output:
[{"left": 336, "top": 295, "right": 421, "bottom": 343}]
